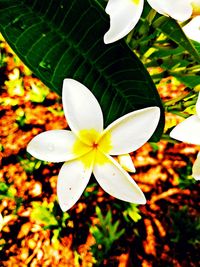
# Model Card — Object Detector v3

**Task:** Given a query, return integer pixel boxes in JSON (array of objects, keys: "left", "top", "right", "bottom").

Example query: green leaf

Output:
[
  {"left": 193, "top": 40, "right": 200, "bottom": 53},
  {"left": 123, "top": 203, "right": 142, "bottom": 223},
  {"left": 0, "top": 182, "right": 16, "bottom": 199},
  {"left": 153, "top": 16, "right": 200, "bottom": 63},
  {"left": 31, "top": 202, "right": 58, "bottom": 226},
  {"left": 0, "top": 0, "right": 164, "bottom": 141},
  {"left": 149, "top": 46, "right": 184, "bottom": 59},
  {"left": 173, "top": 74, "right": 200, "bottom": 89}
]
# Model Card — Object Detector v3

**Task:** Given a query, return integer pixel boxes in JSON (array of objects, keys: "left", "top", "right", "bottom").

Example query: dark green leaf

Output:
[
  {"left": 173, "top": 74, "right": 200, "bottom": 88},
  {"left": 150, "top": 46, "right": 184, "bottom": 59},
  {"left": 153, "top": 16, "right": 200, "bottom": 63},
  {"left": 0, "top": 0, "right": 164, "bottom": 141},
  {"left": 193, "top": 40, "right": 200, "bottom": 52}
]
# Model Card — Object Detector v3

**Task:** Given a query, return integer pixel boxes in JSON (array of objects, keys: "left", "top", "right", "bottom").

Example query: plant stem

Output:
[
  {"left": 167, "top": 110, "right": 189, "bottom": 118},
  {"left": 161, "top": 134, "right": 178, "bottom": 144},
  {"left": 164, "top": 92, "right": 194, "bottom": 107}
]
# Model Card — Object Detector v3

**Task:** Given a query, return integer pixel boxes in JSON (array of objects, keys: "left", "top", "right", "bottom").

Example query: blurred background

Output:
[{"left": 0, "top": 34, "right": 200, "bottom": 266}]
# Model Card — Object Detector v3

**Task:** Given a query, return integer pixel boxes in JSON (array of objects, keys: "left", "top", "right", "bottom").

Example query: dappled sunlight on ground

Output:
[{"left": 0, "top": 36, "right": 199, "bottom": 266}]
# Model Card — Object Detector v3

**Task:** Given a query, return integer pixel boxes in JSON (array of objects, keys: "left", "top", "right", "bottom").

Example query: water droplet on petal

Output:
[{"left": 48, "top": 144, "right": 54, "bottom": 152}]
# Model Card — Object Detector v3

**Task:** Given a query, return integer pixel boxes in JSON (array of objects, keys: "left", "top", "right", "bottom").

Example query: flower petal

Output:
[
  {"left": 118, "top": 154, "right": 136, "bottom": 173},
  {"left": 192, "top": 152, "right": 200, "bottom": 180},
  {"left": 146, "top": 0, "right": 166, "bottom": 15},
  {"left": 93, "top": 152, "right": 146, "bottom": 204},
  {"left": 27, "top": 130, "right": 91, "bottom": 162},
  {"left": 57, "top": 152, "right": 94, "bottom": 211},
  {"left": 191, "top": 0, "right": 200, "bottom": 16},
  {"left": 196, "top": 92, "right": 200, "bottom": 118},
  {"left": 0, "top": 213, "right": 3, "bottom": 231},
  {"left": 100, "top": 107, "right": 160, "bottom": 155},
  {"left": 170, "top": 115, "right": 200, "bottom": 145},
  {"left": 62, "top": 79, "right": 103, "bottom": 141},
  {"left": 104, "top": 0, "right": 144, "bottom": 44},
  {"left": 147, "top": 0, "right": 192, "bottom": 21},
  {"left": 183, "top": 16, "right": 200, "bottom": 43}
]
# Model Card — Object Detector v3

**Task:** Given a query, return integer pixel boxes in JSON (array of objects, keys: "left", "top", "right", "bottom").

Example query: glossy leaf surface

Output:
[{"left": 0, "top": 0, "right": 164, "bottom": 140}]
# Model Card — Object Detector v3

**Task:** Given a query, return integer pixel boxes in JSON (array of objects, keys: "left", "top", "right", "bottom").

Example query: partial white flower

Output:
[
  {"left": 104, "top": 0, "right": 193, "bottom": 44},
  {"left": 182, "top": 16, "right": 200, "bottom": 43},
  {"left": 27, "top": 79, "right": 160, "bottom": 211},
  {"left": 118, "top": 154, "right": 136, "bottom": 172},
  {"left": 192, "top": 152, "right": 200, "bottom": 180},
  {"left": 0, "top": 213, "right": 3, "bottom": 231},
  {"left": 170, "top": 93, "right": 200, "bottom": 180},
  {"left": 104, "top": 0, "right": 144, "bottom": 44},
  {"left": 147, "top": 0, "right": 193, "bottom": 21}
]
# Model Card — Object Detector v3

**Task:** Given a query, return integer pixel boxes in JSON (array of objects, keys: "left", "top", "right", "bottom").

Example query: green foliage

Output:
[
  {"left": 123, "top": 203, "right": 142, "bottom": 223},
  {"left": 0, "top": 144, "right": 4, "bottom": 152},
  {"left": 177, "top": 164, "right": 197, "bottom": 189},
  {"left": 170, "top": 206, "right": 200, "bottom": 248},
  {"left": 31, "top": 202, "right": 59, "bottom": 227},
  {"left": 137, "top": 28, "right": 200, "bottom": 90},
  {"left": 0, "top": 182, "right": 22, "bottom": 211},
  {"left": 0, "top": 50, "right": 6, "bottom": 67},
  {"left": 47, "top": 107, "right": 64, "bottom": 117},
  {"left": 0, "top": 182, "right": 16, "bottom": 199},
  {"left": 173, "top": 74, "right": 200, "bottom": 89},
  {"left": 30, "top": 201, "right": 69, "bottom": 229},
  {"left": 0, "top": 35, "right": 6, "bottom": 67},
  {"left": 15, "top": 109, "right": 26, "bottom": 127},
  {"left": 29, "top": 83, "right": 49, "bottom": 103},
  {"left": 83, "top": 183, "right": 98, "bottom": 198},
  {"left": 90, "top": 206, "right": 125, "bottom": 265},
  {"left": 0, "top": 238, "right": 6, "bottom": 251},
  {"left": 30, "top": 201, "right": 70, "bottom": 246},
  {"left": 153, "top": 16, "right": 200, "bottom": 63},
  {"left": 126, "top": 6, "right": 200, "bottom": 98},
  {"left": 0, "top": 0, "right": 164, "bottom": 141},
  {"left": 18, "top": 155, "right": 44, "bottom": 173}
]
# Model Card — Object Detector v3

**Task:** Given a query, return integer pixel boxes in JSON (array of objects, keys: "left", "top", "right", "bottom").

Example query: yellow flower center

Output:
[
  {"left": 192, "top": 5, "right": 200, "bottom": 16},
  {"left": 191, "top": 1, "right": 200, "bottom": 16},
  {"left": 72, "top": 129, "right": 113, "bottom": 168},
  {"left": 77, "top": 129, "right": 101, "bottom": 146}
]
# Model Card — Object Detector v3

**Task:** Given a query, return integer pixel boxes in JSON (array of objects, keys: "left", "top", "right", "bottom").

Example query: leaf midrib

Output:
[{"left": 12, "top": 1, "right": 136, "bottom": 112}]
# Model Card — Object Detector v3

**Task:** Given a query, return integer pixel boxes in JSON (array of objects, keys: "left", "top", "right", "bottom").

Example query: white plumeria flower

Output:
[
  {"left": 182, "top": 16, "right": 200, "bottom": 43},
  {"left": 27, "top": 79, "right": 160, "bottom": 211},
  {"left": 170, "top": 93, "right": 200, "bottom": 181},
  {"left": 104, "top": 0, "right": 193, "bottom": 44}
]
